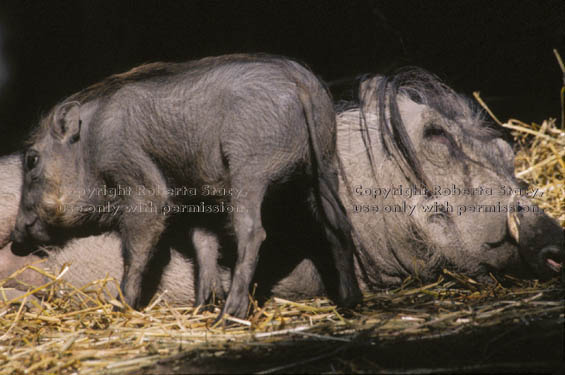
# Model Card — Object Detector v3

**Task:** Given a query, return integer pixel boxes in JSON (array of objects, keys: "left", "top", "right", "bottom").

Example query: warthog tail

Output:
[{"left": 296, "top": 87, "right": 355, "bottom": 254}]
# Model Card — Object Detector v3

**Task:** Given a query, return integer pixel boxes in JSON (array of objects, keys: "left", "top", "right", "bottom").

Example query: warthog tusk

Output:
[{"left": 507, "top": 196, "right": 521, "bottom": 243}]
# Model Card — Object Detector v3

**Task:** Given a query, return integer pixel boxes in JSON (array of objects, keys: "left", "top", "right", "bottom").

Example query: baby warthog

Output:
[
  {"left": 2, "top": 67, "right": 562, "bottom": 308},
  {"left": 10, "top": 54, "right": 362, "bottom": 318}
]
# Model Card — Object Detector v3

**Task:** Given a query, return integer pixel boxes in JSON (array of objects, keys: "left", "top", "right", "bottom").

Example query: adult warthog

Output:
[
  {"left": 339, "top": 68, "right": 563, "bottom": 287},
  {"left": 8, "top": 54, "right": 362, "bottom": 318},
  {"left": 2, "top": 68, "right": 563, "bottom": 305}
]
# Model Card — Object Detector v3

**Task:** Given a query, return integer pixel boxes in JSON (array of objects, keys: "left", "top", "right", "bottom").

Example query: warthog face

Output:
[
  {"left": 11, "top": 102, "right": 92, "bottom": 250},
  {"left": 338, "top": 69, "right": 563, "bottom": 285}
]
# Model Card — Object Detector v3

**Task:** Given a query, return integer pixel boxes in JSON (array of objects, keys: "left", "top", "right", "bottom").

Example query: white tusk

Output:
[{"left": 507, "top": 196, "right": 520, "bottom": 243}]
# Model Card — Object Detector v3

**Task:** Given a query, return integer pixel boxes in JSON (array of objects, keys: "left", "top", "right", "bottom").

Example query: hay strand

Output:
[
  {"left": 1, "top": 59, "right": 564, "bottom": 374},
  {"left": 1, "top": 269, "right": 562, "bottom": 374}
]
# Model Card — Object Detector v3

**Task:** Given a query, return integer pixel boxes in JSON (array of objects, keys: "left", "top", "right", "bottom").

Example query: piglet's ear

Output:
[{"left": 52, "top": 101, "right": 81, "bottom": 143}]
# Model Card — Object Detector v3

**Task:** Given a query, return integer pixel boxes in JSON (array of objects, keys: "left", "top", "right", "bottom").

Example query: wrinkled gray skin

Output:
[
  {"left": 338, "top": 71, "right": 563, "bottom": 287},
  {"left": 2, "top": 69, "right": 563, "bottom": 306},
  {"left": 9, "top": 54, "right": 361, "bottom": 318}
]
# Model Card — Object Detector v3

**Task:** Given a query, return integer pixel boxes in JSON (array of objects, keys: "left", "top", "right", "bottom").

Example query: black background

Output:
[{"left": 1, "top": 0, "right": 564, "bottom": 155}]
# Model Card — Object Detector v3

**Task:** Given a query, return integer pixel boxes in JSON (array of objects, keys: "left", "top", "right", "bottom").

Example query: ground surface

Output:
[{"left": 139, "top": 307, "right": 564, "bottom": 374}]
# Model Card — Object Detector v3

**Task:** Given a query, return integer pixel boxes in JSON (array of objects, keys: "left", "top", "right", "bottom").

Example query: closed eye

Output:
[{"left": 423, "top": 125, "right": 452, "bottom": 147}]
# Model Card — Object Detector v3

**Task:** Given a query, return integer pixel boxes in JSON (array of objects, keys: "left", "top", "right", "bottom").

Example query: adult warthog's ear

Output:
[
  {"left": 492, "top": 138, "right": 515, "bottom": 174},
  {"left": 52, "top": 101, "right": 81, "bottom": 143}
]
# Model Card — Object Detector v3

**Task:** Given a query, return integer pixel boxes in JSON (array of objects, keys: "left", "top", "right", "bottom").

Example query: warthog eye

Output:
[
  {"left": 25, "top": 150, "right": 40, "bottom": 171},
  {"left": 423, "top": 125, "right": 452, "bottom": 147}
]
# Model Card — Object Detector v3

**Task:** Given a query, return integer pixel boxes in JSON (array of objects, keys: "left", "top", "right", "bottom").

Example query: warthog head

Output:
[
  {"left": 11, "top": 101, "right": 96, "bottom": 251},
  {"left": 338, "top": 68, "right": 563, "bottom": 286}
]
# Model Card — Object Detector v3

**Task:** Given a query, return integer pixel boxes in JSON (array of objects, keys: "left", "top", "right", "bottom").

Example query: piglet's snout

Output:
[{"left": 11, "top": 213, "right": 39, "bottom": 246}]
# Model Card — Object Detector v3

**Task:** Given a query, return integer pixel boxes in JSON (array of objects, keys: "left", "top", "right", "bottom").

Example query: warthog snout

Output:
[
  {"left": 11, "top": 212, "right": 49, "bottom": 253},
  {"left": 10, "top": 227, "right": 31, "bottom": 255},
  {"left": 503, "top": 194, "right": 563, "bottom": 280},
  {"left": 540, "top": 245, "right": 564, "bottom": 274},
  {"left": 515, "top": 207, "right": 564, "bottom": 280}
]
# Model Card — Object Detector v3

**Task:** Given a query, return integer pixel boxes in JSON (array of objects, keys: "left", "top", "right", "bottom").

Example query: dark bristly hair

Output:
[{"left": 357, "top": 67, "right": 501, "bottom": 189}]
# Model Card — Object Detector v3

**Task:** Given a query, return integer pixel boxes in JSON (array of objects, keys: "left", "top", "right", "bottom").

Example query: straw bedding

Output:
[{"left": 1, "top": 54, "right": 564, "bottom": 374}]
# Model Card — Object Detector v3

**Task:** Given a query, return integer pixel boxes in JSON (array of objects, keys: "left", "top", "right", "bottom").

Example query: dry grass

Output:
[
  {"left": 1, "top": 54, "right": 564, "bottom": 374},
  {"left": 472, "top": 49, "right": 565, "bottom": 226},
  {"left": 1, "top": 266, "right": 562, "bottom": 374},
  {"left": 512, "top": 115, "right": 565, "bottom": 225}
]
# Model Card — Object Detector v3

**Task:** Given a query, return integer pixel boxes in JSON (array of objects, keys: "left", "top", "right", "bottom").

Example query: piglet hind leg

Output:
[{"left": 217, "top": 181, "right": 267, "bottom": 321}]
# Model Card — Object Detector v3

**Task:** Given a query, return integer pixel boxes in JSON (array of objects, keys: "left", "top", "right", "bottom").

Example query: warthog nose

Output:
[
  {"left": 540, "top": 246, "right": 564, "bottom": 273},
  {"left": 25, "top": 216, "right": 38, "bottom": 228},
  {"left": 10, "top": 226, "right": 28, "bottom": 247},
  {"left": 10, "top": 215, "right": 37, "bottom": 245}
]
